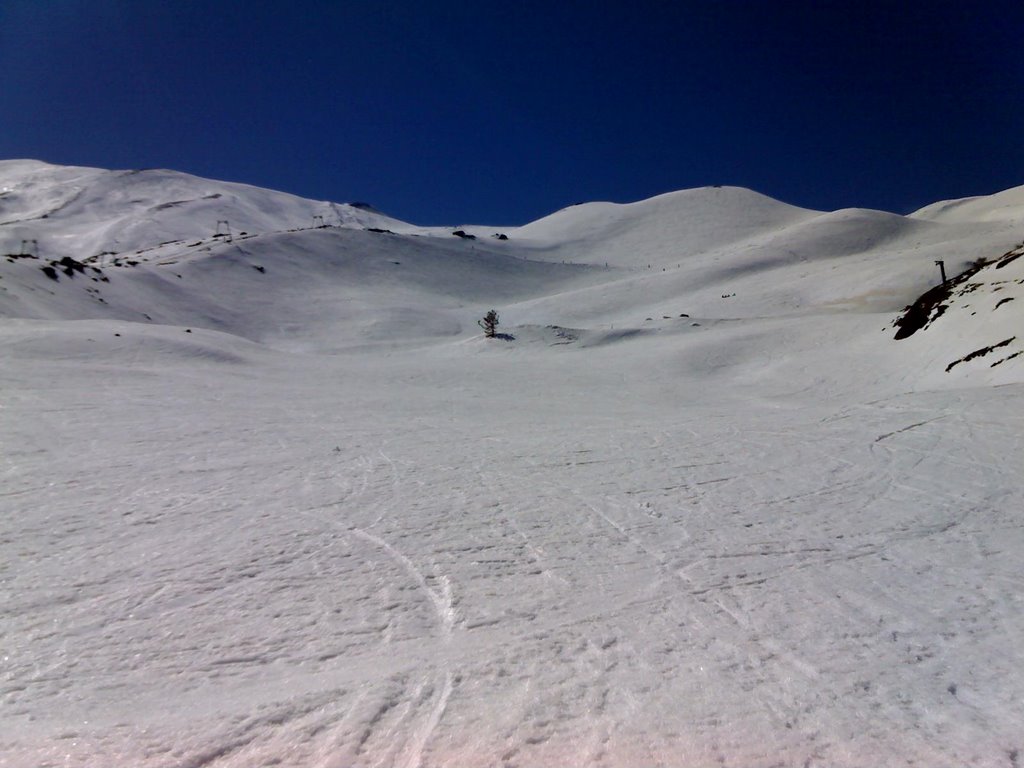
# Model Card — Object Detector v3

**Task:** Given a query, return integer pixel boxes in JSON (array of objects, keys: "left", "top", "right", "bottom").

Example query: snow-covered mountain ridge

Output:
[{"left": 2, "top": 159, "right": 1021, "bottom": 387}]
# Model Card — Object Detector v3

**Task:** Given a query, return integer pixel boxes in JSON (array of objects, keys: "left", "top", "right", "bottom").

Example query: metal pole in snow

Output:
[{"left": 935, "top": 260, "right": 947, "bottom": 284}]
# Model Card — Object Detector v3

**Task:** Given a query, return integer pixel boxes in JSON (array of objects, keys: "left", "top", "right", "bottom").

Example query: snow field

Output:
[{"left": 2, "top": 162, "right": 1024, "bottom": 766}]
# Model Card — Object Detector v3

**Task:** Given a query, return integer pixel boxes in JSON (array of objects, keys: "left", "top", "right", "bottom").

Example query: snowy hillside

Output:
[
  {"left": 0, "top": 159, "right": 415, "bottom": 262},
  {"left": 2, "top": 162, "right": 1023, "bottom": 767}
]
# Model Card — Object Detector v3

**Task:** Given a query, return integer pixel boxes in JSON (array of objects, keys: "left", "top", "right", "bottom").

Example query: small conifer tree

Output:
[{"left": 478, "top": 310, "right": 499, "bottom": 338}]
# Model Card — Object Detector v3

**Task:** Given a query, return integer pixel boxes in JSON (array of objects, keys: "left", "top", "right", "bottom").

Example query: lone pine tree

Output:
[{"left": 478, "top": 310, "right": 499, "bottom": 338}]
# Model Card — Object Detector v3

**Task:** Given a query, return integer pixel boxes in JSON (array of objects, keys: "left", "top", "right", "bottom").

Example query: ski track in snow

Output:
[{"left": 3, "top": 345, "right": 1024, "bottom": 767}]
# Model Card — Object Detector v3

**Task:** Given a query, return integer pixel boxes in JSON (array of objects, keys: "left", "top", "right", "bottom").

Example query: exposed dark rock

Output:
[
  {"left": 57, "top": 256, "right": 86, "bottom": 276},
  {"left": 996, "top": 249, "right": 1023, "bottom": 269},
  {"left": 893, "top": 282, "right": 952, "bottom": 340},
  {"left": 945, "top": 337, "right": 1016, "bottom": 372},
  {"left": 893, "top": 258, "right": 991, "bottom": 339},
  {"left": 991, "top": 350, "right": 1023, "bottom": 368}
]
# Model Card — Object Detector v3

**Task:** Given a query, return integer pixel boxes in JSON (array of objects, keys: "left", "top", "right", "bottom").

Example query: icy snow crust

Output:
[{"left": 2, "top": 161, "right": 1023, "bottom": 767}]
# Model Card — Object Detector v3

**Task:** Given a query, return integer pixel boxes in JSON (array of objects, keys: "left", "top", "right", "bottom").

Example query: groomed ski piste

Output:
[{"left": 2, "top": 159, "right": 1023, "bottom": 767}]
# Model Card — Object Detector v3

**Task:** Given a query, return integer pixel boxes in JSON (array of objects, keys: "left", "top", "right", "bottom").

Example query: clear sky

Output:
[{"left": 2, "top": 1, "right": 1022, "bottom": 225}]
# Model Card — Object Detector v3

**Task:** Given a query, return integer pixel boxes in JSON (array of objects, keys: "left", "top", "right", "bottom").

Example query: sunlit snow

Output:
[{"left": 2, "top": 161, "right": 1022, "bottom": 767}]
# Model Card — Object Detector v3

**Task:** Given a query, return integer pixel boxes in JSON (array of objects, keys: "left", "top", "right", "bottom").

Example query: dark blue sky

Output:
[{"left": 2, "top": 1, "right": 1022, "bottom": 225}]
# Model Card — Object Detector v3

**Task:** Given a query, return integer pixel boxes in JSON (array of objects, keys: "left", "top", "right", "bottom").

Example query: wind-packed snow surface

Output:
[{"left": 2, "top": 161, "right": 1023, "bottom": 767}]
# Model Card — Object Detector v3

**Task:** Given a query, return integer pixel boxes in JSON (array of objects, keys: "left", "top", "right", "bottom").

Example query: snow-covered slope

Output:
[
  {"left": 0, "top": 159, "right": 416, "bottom": 263},
  {"left": 2, "top": 163, "right": 1023, "bottom": 767},
  {"left": 891, "top": 243, "right": 1024, "bottom": 388},
  {"left": 911, "top": 182, "right": 1024, "bottom": 225},
  {"left": 511, "top": 186, "right": 816, "bottom": 266},
  {"left": 4, "top": 163, "right": 1021, "bottom": 384}
]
